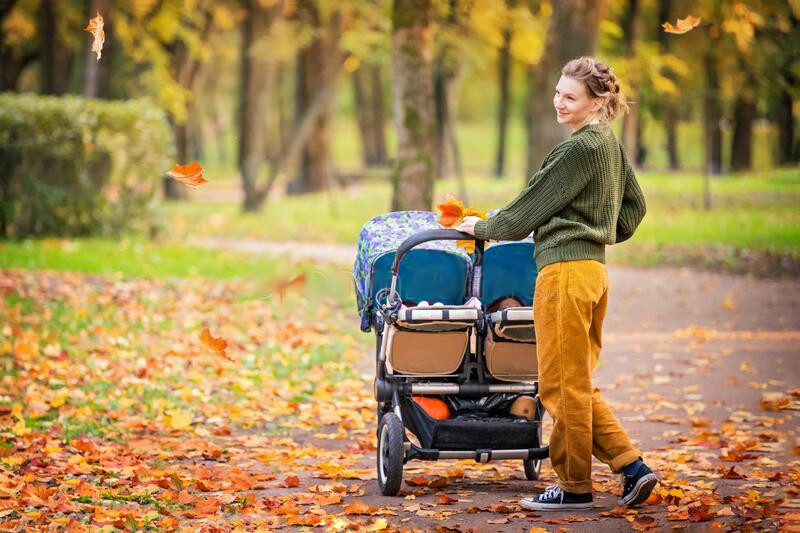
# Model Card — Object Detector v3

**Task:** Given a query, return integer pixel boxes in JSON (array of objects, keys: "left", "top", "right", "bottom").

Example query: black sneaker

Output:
[
  {"left": 618, "top": 462, "right": 658, "bottom": 506},
  {"left": 520, "top": 485, "right": 593, "bottom": 511}
]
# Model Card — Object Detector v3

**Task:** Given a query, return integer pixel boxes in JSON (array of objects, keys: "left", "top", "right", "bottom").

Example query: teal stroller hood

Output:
[
  {"left": 353, "top": 210, "right": 538, "bottom": 330},
  {"left": 353, "top": 211, "right": 472, "bottom": 331}
]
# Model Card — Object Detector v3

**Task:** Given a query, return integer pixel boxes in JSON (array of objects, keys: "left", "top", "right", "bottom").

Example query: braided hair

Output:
[{"left": 561, "top": 57, "right": 629, "bottom": 123}]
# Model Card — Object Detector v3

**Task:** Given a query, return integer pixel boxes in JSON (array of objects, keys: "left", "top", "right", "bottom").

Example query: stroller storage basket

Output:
[{"left": 402, "top": 399, "right": 542, "bottom": 451}]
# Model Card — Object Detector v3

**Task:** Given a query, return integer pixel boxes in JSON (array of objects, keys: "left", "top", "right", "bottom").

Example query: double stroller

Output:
[{"left": 354, "top": 211, "right": 549, "bottom": 495}]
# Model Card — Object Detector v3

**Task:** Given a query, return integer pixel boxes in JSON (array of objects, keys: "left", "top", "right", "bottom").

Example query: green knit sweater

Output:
[{"left": 473, "top": 123, "right": 647, "bottom": 269}]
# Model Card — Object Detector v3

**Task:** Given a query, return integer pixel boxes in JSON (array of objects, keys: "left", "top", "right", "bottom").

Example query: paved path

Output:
[{"left": 196, "top": 237, "right": 800, "bottom": 530}]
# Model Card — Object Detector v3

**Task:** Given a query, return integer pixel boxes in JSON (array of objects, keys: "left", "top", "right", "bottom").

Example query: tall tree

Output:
[
  {"left": 1, "top": 1, "right": 38, "bottom": 91},
  {"left": 239, "top": 0, "right": 276, "bottom": 211},
  {"left": 525, "top": 0, "right": 606, "bottom": 179},
  {"left": 390, "top": 0, "right": 436, "bottom": 211},
  {"left": 82, "top": 0, "right": 113, "bottom": 98},
  {"left": 164, "top": 7, "right": 215, "bottom": 200},
  {"left": 729, "top": 66, "right": 757, "bottom": 172},
  {"left": 353, "top": 63, "right": 388, "bottom": 167},
  {"left": 289, "top": 0, "right": 336, "bottom": 194},
  {"left": 658, "top": 0, "right": 680, "bottom": 170},
  {"left": 38, "top": 0, "right": 72, "bottom": 95},
  {"left": 620, "top": 0, "right": 642, "bottom": 165},
  {"left": 494, "top": 14, "right": 512, "bottom": 178}
]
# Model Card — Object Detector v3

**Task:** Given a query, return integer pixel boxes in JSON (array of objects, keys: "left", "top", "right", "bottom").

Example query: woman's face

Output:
[{"left": 553, "top": 75, "right": 601, "bottom": 130}]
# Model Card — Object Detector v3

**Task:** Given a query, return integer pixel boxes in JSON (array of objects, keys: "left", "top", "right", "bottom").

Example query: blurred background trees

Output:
[{"left": 0, "top": 0, "right": 798, "bottom": 220}]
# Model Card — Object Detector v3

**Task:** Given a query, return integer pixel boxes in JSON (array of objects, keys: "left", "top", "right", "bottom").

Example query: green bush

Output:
[{"left": 0, "top": 93, "right": 173, "bottom": 238}]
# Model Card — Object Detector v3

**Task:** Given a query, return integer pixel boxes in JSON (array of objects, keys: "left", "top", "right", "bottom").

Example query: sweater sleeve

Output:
[
  {"left": 473, "top": 141, "right": 592, "bottom": 241},
  {"left": 615, "top": 150, "right": 647, "bottom": 243}
]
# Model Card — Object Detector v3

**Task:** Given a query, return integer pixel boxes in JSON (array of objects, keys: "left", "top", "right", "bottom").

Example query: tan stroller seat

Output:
[
  {"left": 485, "top": 306, "right": 537, "bottom": 382},
  {"left": 383, "top": 304, "right": 480, "bottom": 376}
]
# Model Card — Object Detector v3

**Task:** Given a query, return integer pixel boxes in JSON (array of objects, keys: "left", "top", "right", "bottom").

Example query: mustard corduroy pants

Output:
[{"left": 534, "top": 259, "right": 640, "bottom": 494}]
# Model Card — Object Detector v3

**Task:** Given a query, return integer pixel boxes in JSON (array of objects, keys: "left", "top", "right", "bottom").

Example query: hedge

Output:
[{"left": 0, "top": 93, "right": 173, "bottom": 238}]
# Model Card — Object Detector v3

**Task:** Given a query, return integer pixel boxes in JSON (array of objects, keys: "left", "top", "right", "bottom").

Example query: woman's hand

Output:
[{"left": 455, "top": 216, "right": 482, "bottom": 236}]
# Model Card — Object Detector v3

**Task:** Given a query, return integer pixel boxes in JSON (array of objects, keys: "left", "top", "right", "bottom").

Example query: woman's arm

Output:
[
  {"left": 470, "top": 142, "right": 592, "bottom": 241},
  {"left": 615, "top": 151, "right": 646, "bottom": 243}
]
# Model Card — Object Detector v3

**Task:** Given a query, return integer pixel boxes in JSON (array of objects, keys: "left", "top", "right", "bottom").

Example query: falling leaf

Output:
[
  {"left": 271, "top": 273, "right": 307, "bottom": 302},
  {"left": 167, "top": 161, "right": 207, "bottom": 188},
  {"left": 663, "top": 15, "right": 702, "bottom": 34},
  {"left": 84, "top": 12, "right": 105, "bottom": 61},
  {"left": 198, "top": 328, "right": 232, "bottom": 361}
]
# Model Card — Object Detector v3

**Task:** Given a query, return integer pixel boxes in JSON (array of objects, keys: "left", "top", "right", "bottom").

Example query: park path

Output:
[{"left": 193, "top": 237, "right": 800, "bottom": 531}]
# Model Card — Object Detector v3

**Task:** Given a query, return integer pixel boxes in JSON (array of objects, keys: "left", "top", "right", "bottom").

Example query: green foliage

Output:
[{"left": 0, "top": 93, "right": 173, "bottom": 239}]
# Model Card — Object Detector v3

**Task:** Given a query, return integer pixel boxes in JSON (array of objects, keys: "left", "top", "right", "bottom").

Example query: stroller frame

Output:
[{"left": 371, "top": 229, "right": 549, "bottom": 496}]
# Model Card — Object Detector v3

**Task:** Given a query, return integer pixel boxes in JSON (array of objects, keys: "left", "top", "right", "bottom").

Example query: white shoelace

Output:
[{"left": 538, "top": 485, "right": 563, "bottom": 501}]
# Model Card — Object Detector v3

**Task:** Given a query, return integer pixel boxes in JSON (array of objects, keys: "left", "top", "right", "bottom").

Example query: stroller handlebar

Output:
[{"left": 392, "top": 229, "right": 484, "bottom": 275}]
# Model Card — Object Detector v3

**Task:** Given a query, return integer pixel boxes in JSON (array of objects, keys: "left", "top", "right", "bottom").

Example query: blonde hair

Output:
[{"left": 561, "top": 56, "right": 629, "bottom": 123}]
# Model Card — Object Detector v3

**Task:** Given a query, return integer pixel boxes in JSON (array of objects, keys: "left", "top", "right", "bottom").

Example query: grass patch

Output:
[
  {"left": 161, "top": 168, "right": 800, "bottom": 259},
  {"left": 0, "top": 238, "right": 355, "bottom": 307}
]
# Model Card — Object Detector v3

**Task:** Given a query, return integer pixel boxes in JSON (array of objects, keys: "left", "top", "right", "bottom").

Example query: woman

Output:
[{"left": 456, "top": 57, "right": 657, "bottom": 511}]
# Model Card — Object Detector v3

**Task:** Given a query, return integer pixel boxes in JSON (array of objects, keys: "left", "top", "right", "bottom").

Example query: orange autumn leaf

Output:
[
  {"left": 437, "top": 197, "right": 487, "bottom": 253},
  {"left": 436, "top": 197, "right": 465, "bottom": 227},
  {"left": 84, "top": 12, "right": 105, "bottom": 61},
  {"left": 281, "top": 475, "right": 300, "bottom": 488},
  {"left": 198, "top": 328, "right": 232, "bottom": 361},
  {"left": 167, "top": 161, "right": 208, "bottom": 188},
  {"left": 344, "top": 500, "right": 378, "bottom": 515},
  {"left": 662, "top": 15, "right": 701, "bottom": 34},
  {"left": 271, "top": 272, "right": 307, "bottom": 302}
]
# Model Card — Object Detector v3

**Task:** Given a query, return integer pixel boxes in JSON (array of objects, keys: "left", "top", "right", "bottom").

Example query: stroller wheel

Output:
[
  {"left": 523, "top": 458, "right": 541, "bottom": 480},
  {"left": 523, "top": 396, "right": 544, "bottom": 480},
  {"left": 377, "top": 413, "right": 404, "bottom": 496}
]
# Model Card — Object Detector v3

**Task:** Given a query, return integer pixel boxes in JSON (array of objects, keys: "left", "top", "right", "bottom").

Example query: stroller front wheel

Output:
[{"left": 377, "top": 413, "right": 404, "bottom": 496}]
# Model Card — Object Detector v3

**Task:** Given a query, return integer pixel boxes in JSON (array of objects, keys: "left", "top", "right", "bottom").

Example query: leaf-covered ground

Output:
[{"left": 1, "top": 265, "right": 799, "bottom": 531}]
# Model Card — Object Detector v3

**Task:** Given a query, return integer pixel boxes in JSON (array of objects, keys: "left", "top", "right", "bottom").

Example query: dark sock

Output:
[{"left": 623, "top": 459, "right": 643, "bottom": 476}]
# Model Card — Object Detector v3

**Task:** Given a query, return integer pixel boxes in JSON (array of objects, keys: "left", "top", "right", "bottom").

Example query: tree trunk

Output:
[
  {"left": 730, "top": 89, "right": 756, "bottom": 172},
  {"left": 658, "top": 0, "right": 680, "bottom": 170},
  {"left": 38, "top": 0, "right": 72, "bottom": 95},
  {"left": 525, "top": 0, "right": 606, "bottom": 180},
  {"left": 703, "top": 51, "right": 722, "bottom": 176},
  {"left": 239, "top": 0, "right": 274, "bottom": 211},
  {"left": 620, "top": 0, "right": 641, "bottom": 165},
  {"left": 289, "top": 0, "right": 335, "bottom": 195},
  {"left": 494, "top": 22, "right": 512, "bottom": 178},
  {"left": 390, "top": 0, "right": 436, "bottom": 211},
  {"left": 353, "top": 64, "right": 388, "bottom": 167},
  {"left": 82, "top": 0, "right": 112, "bottom": 98},
  {"left": 776, "top": 89, "right": 795, "bottom": 165}
]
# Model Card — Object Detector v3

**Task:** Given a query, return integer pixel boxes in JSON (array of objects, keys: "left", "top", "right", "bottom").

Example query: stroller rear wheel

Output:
[
  {"left": 523, "top": 396, "right": 545, "bottom": 480},
  {"left": 523, "top": 458, "right": 542, "bottom": 480},
  {"left": 377, "top": 413, "right": 404, "bottom": 496}
]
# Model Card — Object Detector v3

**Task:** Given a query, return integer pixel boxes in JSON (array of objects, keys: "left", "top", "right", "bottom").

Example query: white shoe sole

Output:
[
  {"left": 618, "top": 473, "right": 658, "bottom": 506},
  {"left": 520, "top": 498, "right": 593, "bottom": 511}
]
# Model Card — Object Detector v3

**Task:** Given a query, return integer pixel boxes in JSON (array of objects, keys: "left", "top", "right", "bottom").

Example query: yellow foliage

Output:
[{"left": 2, "top": 8, "right": 36, "bottom": 47}]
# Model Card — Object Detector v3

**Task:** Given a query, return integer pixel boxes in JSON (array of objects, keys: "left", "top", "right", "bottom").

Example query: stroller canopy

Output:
[{"left": 354, "top": 211, "right": 471, "bottom": 327}]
